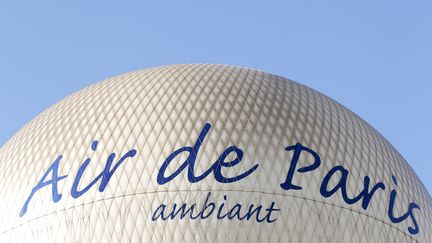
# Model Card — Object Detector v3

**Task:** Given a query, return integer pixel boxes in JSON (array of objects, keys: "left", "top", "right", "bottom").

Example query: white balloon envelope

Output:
[{"left": 0, "top": 64, "right": 430, "bottom": 242}]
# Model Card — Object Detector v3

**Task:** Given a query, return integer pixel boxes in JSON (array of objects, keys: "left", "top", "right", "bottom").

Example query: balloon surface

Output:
[{"left": 0, "top": 64, "right": 430, "bottom": 242}]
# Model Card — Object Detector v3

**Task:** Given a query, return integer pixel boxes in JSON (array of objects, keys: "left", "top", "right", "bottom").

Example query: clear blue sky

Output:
[{"left": 0, "top": 1, "right": 430, "bottom": 193}]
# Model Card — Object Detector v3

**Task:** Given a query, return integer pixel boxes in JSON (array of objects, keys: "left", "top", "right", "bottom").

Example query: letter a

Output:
[{"left": 19, "top": 155, "right": 68, "bottom": 217}]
